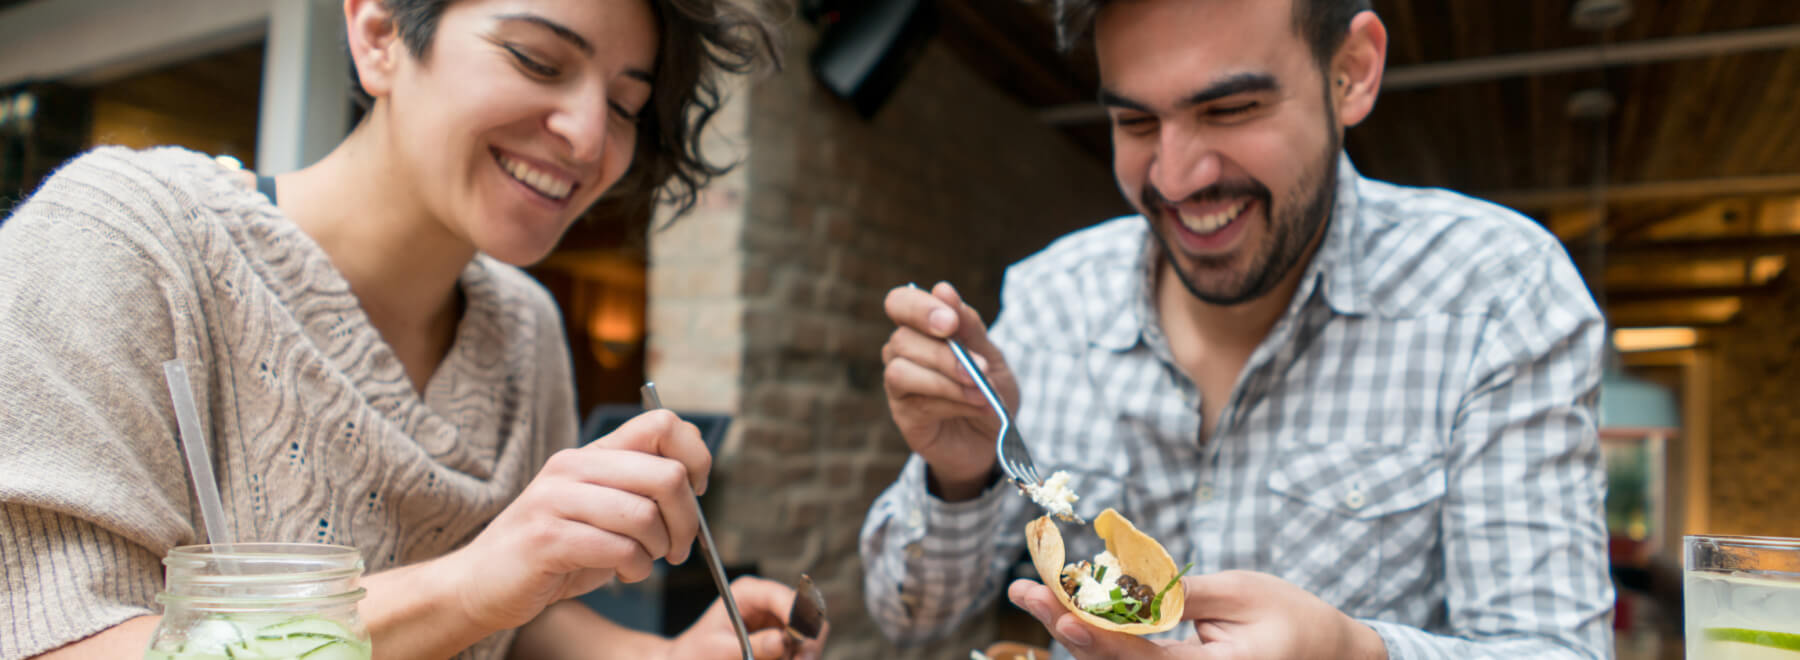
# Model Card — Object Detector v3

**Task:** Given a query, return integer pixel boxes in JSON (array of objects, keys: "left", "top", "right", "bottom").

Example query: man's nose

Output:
[{"left": 1149, "top": 125, "right": 1221, "bottom": 203}]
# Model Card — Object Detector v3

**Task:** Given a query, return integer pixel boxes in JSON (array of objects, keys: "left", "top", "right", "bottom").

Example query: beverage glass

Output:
[
  {"left": 1684, "top": 534, "right": 1800, "bottom": 659},
  {"left": 144, "top": 543, "right": 371, "bottom": 660}
]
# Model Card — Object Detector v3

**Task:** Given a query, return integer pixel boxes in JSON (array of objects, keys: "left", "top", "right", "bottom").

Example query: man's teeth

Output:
[
  {"left": 1177, "top": 200, "right": 1247, "bottom": 234},
  {"left": 496, "top": 153, "right": 574, "bottom": 200}
]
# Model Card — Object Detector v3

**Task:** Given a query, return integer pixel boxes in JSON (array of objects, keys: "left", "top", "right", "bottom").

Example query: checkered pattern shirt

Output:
[{"left": 860, "top": 155, "right": 1614, "bottom": 659}]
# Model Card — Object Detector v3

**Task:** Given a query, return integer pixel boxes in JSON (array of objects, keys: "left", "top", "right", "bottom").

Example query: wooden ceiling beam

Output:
[
  {"left": 1382, "top": 23, "right": 1800, "bottom": 90},
  {"left": 1484, "top": 174, "right": 1800, "bottom": 211},
  {"left": 1606, "top": 303, "right": 1742, "bottom": 328},
  {"left": 1600, "top": 234, "right": 1800, "bottom": 263},
  {"left": 1038, "top": 23, "right": 1800, "bottom": 126},
  {"left": 1604, "top": 284, "right": 1777, "bottom": 304}
]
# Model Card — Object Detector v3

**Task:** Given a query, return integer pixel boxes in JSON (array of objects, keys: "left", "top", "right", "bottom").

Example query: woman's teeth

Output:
[
  {"left": 496, "top": 153, "right": 574, "bottom": 201},
  {"left": 1178, "top": 200, "right": 1247, "bottom": 234}
]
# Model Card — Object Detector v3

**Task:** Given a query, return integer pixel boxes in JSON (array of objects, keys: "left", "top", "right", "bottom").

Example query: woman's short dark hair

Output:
[
  {"left": 1050, "top": 0, "right": 1369, "bottom": 71},
  {"left": 349, "top": 0, "right": 785, "bottom": 220}
]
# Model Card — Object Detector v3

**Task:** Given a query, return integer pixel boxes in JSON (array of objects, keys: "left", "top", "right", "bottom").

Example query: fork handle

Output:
[{"left": 946, "top": 338, "right": 1008, "bottom": 420}]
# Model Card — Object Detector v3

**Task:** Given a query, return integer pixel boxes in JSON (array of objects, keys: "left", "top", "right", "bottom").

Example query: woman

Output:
[{"left": 0, "top": 0, "right": 810, "bottom": 658}]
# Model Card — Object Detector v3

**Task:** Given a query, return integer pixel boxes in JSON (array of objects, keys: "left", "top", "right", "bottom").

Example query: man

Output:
[{"left": 859, "top": 0, "right": 1613, "bottom": 658}]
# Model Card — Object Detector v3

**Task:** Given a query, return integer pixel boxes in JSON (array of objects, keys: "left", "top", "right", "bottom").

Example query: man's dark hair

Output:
[
  {"left": 348, "top": 0, "right": 785, "bottom": 220},
  {"left": 1051, "top": 0, "right": 1370, "bottom": 71}
]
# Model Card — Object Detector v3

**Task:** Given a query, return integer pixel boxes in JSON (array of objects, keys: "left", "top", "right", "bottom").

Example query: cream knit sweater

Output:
[{"left": 0, "top": 147, "right": 578, "bottom": 659}]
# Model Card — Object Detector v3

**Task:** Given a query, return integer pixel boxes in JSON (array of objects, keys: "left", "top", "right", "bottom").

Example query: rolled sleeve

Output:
[{"left": 860, "top": 456, "right": 1024, "bottom": 644}]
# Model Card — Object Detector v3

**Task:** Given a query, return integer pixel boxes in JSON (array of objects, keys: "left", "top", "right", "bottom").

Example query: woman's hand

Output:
[
  {"left": 440, "top": 410, "right": 711, "bottom": 634},
  {"left": 665, "top": 576, "right": 827, "bottom": 660}
]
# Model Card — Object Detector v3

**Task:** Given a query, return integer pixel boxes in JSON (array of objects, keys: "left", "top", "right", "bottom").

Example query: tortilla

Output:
[{"left": 1025, "top": 508, "right": 1185, "bottom": 634}]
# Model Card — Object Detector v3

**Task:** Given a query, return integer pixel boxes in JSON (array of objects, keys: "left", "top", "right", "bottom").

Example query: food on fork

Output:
[
  {"left": 1026, "top": 508, "right": 1189, "bottom": 634},
  {"left": 1020, "top": 470, "right": 1084, "bottom": 523}
]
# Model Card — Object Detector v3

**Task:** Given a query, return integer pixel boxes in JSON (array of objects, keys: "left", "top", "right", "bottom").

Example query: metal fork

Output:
[
  {"left": 944, "top": 337, "right": 1043, "bottom": 487},
  {"left": 906, "top": 284, "right": 1043, "bottom": 488},
  {"left": 641, "top": 382, "right": 755, "bottom": 660}
]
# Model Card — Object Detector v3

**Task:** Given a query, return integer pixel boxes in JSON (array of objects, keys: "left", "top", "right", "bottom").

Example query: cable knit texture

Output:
[{"left": 0, "top": 146, "right": 577, "bottom": 660}]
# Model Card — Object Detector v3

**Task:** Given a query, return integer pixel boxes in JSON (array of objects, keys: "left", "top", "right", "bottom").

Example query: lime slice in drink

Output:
[{"left": 1705, "top": 628, "right": 1800, "bottom": 658}]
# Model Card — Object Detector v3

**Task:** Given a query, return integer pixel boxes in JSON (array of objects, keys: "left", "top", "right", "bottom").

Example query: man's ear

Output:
[
  {"left": 345, "top": 0, "right": 402, "bottom": 101},
  {"left": 1331, "top": 10, "right": 1386, "bottom": 128}
]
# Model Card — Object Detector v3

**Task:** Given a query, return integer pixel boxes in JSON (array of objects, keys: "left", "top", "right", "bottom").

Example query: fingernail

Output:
[
  {"left": 928, "top": 308, "right": 956, "bottom": 335},
  {"left": 972, "top": 353, "right": 989, "bottom": 371}
]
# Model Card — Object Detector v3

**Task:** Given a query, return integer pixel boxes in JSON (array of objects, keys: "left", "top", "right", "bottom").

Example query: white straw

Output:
[{"left": 162, "top": 359, "right": 233, "bottom": 548}]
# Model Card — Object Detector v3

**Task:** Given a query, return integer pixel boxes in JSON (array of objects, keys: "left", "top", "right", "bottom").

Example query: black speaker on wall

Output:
[{"left": 807, "top": 0, "right": 937, "bottom": 119}]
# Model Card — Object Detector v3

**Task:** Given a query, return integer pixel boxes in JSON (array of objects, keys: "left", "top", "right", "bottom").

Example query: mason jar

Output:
[{"left": 144, "top": 543, "right": 371, "bottom": 660}]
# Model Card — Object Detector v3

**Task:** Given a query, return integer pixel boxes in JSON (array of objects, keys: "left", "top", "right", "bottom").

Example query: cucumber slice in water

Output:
[
  {"left": 1706, "top": 627, "right": 1800, "bottom": 652},
  {"left": 146, "top": 615, "right": 369, "bottom": 660},
  {"left": 297, "top": 640, "right": 371, "bottom": 660},
  {"left": 256, "top": 616, "right": 356, "bottom": 641}
]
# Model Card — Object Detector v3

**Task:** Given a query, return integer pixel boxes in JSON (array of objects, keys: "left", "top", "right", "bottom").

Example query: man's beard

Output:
[{"left": 1144, "top": 118, "right": 1340, "bottom": 307}]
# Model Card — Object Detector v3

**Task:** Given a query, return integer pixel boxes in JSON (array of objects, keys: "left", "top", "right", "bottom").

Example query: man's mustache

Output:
[{"left": 1142, "top": 180, "right": 1271, "bottom": 211}]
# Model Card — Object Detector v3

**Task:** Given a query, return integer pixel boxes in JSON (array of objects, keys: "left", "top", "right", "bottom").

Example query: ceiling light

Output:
[{"left": 1613, "top": 327, "right": 1698, "bottom": 353}]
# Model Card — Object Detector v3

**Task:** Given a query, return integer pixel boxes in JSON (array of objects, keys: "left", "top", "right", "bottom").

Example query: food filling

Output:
[
  {"left": 1057, "top": 550, "right": 1189, "bottom": 626},
  {"left": 1020, "top": 471, "right": 1083, "bottom": 523}
]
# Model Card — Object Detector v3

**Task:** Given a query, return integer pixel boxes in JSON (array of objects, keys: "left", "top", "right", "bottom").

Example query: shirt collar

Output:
[{"left": 1090, "top": 151, "right": 1370, "bottom": 354}]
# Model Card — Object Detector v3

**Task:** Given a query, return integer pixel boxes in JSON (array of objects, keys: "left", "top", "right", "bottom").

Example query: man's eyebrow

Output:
[
  {"left": 496, "top": 12, "right": 592, "bottom": 56},
  {"left": 1097, "top": 89, "right": 1151, "bottom": 113},
  {"left": 1098, "top": 72, "right": 1281, "bottom": 114},
  {"left": 1180, "top": 73, "right": 1279, "bottom": 107}
]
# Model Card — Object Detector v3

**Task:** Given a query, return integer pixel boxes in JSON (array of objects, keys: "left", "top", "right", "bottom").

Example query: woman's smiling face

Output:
[{"left": 359, "top": 0, "right": 658, "bottom": 266}]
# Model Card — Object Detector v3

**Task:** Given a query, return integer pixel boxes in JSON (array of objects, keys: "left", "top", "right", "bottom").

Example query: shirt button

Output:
[
  {"left": 1343, "top": 488, "right": 1367, "bottom": 510},
  {"left": 1194, "top": 484, "right": 1214, "bottom": 503},
  {"left": 906, "top": 508, "right": 923, "bottom": 529}
]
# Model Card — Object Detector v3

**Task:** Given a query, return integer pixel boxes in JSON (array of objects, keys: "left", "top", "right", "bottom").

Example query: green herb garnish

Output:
[
  {"left": 1147, "top": 563, "right": 1193, "bottom": 622},
  {"left": 1082, "top": 589, "right": 1145, "bottom": 624},
  {"left": 1092, "top": 565, "right": 1107, "bottom": 583},
  {"left": 1077, "top": 563, "right": 1194, "bottom": 625}
]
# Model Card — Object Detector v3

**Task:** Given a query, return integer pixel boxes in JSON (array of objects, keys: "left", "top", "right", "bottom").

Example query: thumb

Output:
[
  {"left": 1176, "top": 572, "right": 1254, "bottom": 623},
  {"left": 748, "top": 629, "right": 785, "bottom": 659}
]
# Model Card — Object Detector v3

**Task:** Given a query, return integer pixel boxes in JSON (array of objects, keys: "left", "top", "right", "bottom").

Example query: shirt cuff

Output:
[
  {"left": 896, "top": 458, "right": 1012, "bottom": 556},
  {"left": 1358, "top": 618, "right": 1434, "bottom": 660}
]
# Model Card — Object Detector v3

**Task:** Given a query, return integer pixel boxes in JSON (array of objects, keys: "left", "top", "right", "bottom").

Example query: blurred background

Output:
[{"left": 3, "top": 0, "right": 1797, "bottom": 658}]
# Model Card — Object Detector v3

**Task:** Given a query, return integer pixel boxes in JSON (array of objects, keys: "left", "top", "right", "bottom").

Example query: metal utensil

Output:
[
  {"left": 783, "top": 573, "right": 826, "bottom": 657},
  {"left": 641, "top": 382, "right": 755, "bottom": 660},
  {"left": 906, "top": 283, "right": 1043, "bottom": 488},
  {"left": 946, "top": 338, "right": 1043, "bottom": 487}
]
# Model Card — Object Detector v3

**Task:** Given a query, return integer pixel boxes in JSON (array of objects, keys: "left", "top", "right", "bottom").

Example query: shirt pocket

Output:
[{"left": 1264, "top": 444, "right": 1447, "bottom": 611}]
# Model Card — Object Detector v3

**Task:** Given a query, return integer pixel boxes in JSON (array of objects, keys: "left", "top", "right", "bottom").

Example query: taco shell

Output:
[{"left": 1025, "top": 508, "right": 1185, "bottom": 634}]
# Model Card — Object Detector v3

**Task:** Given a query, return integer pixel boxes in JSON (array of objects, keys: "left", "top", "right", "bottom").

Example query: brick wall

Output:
[
  {"left": 646, "top": 25, "right": 1125, "bottom": 659},
  {"left": 1705, "top": 270, "right": 1800, "bottom": 538}
]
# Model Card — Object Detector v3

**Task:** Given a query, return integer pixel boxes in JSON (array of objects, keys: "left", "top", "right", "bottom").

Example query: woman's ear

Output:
[
  {"left": 1331, "top": 10, "right": 1387, "bottom": 129},
  {"left": 345, "top": 0, "right": 402, "bottom": 101}
]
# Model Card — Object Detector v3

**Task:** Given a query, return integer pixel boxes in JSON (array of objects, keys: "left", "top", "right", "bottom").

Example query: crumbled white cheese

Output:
[
  {"left": 1022, "top": 470, "right": 1082, "bottom": 522},
  {"left": 1073, "top": 550, "right": 1125, "bottom": 610}
]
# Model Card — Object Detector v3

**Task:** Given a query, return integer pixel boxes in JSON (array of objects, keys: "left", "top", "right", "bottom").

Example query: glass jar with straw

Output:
[
  {"left": 145, "top": 361, "right": 371, "bottom": 660},
  {"left": 145, "top": 544, "right": 372, "bottom": 660}
]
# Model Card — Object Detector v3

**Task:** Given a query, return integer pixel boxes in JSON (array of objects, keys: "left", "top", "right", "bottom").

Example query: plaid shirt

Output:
[{"left": 861, "top": 155, "right": 1613, "bottom": 659}]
